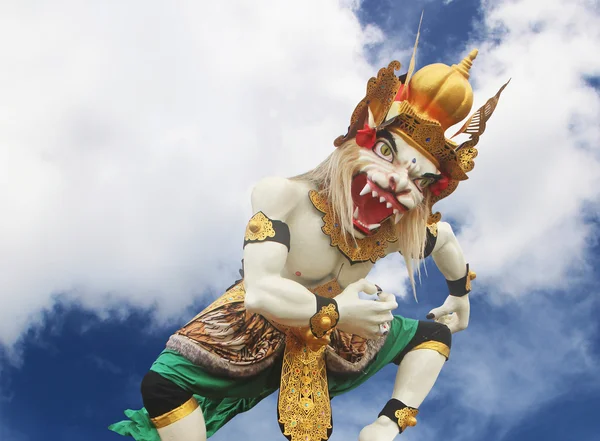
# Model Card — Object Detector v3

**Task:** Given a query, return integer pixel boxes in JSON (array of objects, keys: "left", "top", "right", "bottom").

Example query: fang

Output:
[
  {"left": 360, "top": 184, "right": 372, "bottom": 196},
  {"left": 395, "top": 213, "right": 402, "bottom": 224},
  {"left": 368, "top": 223, "right": 381, "bottom": 231},
  {"left": 372, "top": 191, "right": 379, "bottom": 198},
  {"left": 386, "top": 202, "right": 392, "bottom": 208},
  {"left": 379, "top": 197, "right": 386, "bottom": 203},
  {"left": 353, "top": 207, "right": 359, "bottom": 219}
]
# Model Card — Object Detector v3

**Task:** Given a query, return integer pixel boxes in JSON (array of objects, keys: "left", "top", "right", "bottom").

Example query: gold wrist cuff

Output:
[
  {"left": 447, "top": 264, "right": 476, "bottom": 296},
  {"left": 465, "top": 270, "right": 476, "bottom": 291},
  {"left": 395, "top": 407, "right": 419, "bottom": 431},
  {"left": 309, "top": 303, "right": 339, "bottom": 338}
]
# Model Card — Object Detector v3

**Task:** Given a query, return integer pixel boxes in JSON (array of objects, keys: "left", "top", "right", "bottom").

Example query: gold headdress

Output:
[{"left": 335, "top": 30, "right": 509, "bottom": 224}]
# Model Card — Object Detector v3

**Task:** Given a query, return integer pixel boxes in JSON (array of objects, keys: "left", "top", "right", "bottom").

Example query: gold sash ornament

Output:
[{"left": 276, "top": 280, "right": 343, "bottom": 441}]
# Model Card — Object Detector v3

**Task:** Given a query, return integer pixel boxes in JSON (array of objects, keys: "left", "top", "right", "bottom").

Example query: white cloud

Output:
[{"left": 0, "top": 0, "right": 393, "bottom": 349}]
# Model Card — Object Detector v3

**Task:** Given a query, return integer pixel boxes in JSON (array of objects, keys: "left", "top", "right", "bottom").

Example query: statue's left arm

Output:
[{"left": 427, "top": 221, "right": 474, "bottom": 334}]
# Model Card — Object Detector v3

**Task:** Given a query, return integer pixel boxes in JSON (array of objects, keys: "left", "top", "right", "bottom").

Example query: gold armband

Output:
[{"left": 243, "top": 211, "right": 291, "bottom": 251}]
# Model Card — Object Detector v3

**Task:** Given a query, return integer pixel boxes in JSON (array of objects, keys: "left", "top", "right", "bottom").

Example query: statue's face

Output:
[{"left": 351, "top": 130, "right": 441, "bottom": 235}]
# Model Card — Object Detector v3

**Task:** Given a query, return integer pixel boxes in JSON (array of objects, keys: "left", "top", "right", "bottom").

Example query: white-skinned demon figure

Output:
[{"left": 110, "top": 31, "right": 508, "bottom": 441}]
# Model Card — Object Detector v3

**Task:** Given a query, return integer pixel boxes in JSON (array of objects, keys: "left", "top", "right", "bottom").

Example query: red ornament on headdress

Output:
[
  {"left": 355, "top": 124, "right": 377, "bottom": 149},
  {"left": 430, "top": 174, "right": 450, "bottom": 196}
]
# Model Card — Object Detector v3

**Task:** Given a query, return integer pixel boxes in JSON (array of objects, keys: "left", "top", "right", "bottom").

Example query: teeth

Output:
[
  {"left": 360, "top": 184, "right": 372, "bottom": 196},
  {"left": 353, "top": 207, "right": 359, "bottom": 219},
  {"left": 379, "top": 196, "right": 386, "bottom": 203},
  {"left": 395, "top": 213, "right": 402, "bottom": 224},
  {"left": 386, "top": 202, "right": 392, "bottom": 208},
  {"left": 372, "top": 191, "right": 378, "bottom": 198},
  {"left": 393, "top": 209, "right": 399, "bottom": 214},
  {"left": 368, "top": 223, "right": 381, "bottom": 231}
]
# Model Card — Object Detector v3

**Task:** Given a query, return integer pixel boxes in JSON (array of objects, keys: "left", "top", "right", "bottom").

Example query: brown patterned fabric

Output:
[
  {"left": 329, "top": 330, "right": 369, "bottom": 364},
  {"left": 175, "top": 282, "right": 285, "bottom": 366},
  {"left": 168, "top": 280, "right": 381, "bottom": 375}
]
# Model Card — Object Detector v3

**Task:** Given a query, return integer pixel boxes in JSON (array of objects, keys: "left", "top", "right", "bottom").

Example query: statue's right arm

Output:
[{"left": 243, "top": 177, "right": 320, "bottom": 327}]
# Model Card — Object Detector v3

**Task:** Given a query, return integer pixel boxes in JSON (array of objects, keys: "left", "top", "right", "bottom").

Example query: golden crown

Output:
[{"left": 334, "top": 39, "right": 509, "bottom": 224}]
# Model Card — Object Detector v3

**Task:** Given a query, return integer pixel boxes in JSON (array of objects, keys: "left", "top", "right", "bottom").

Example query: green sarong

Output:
[{"left": 109, "top": 315, "right": 418, "bottom": 440}]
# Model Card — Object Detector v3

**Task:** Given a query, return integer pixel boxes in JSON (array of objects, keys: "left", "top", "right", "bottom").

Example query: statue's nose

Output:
[
  {"left": 390, "top": 173, "right": 408, "bottom": 191},
  {"left": 389, "top": 176, "right": 397, "bottom": 191}
]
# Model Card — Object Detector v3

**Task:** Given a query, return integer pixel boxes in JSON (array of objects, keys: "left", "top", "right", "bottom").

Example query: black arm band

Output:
[
  {"left": 446, "top": 264, "right": 473, "bottom": 297},
  {"left": 423, "top": 226, "right": 437, "bottom": 258},
  {"left": 243, "top": 211, "right": 291, "bottom": 251},
  {"left": 309, "top": 296, "right": 339, "bottom": 338},
  {"left": 398, "top": 226, "right": 437, "bottom": 259}
]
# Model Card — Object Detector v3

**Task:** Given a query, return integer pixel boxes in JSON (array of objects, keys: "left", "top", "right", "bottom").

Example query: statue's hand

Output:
[
  {"left": 336, "top": 279, "right": 398, "bottom": 340},
  {"left": 427, "top": 294, "right": 470, "bottom": 334}
]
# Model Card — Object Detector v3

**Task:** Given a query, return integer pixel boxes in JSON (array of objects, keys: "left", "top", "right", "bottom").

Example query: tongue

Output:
[
  {"left": 358, "top": 196, "right": 391, "bottom": 225},
  {"left": 350, "top": 174, "right": 393, "bottom": 230}
]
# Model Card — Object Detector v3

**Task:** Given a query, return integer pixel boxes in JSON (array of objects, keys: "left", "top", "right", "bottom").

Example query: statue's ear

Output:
[
  {"left": 355, "top": 105, "right": 379, "bottom": 149},
  {"left": 367, "top": 106, "right": 376, "bottom": 129},
  {"left": 355, "top": 104, "right": 376, "bottom": 129},
  {"left": 334, "top": 104, "right": 376, "bottom": 147}
]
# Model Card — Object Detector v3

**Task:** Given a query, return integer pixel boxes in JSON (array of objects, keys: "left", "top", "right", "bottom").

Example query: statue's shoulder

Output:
[{"left": 250, "top": 177, "right": 306, "bottom": 219}]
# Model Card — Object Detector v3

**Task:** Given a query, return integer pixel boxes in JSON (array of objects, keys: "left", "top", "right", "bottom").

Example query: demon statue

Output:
[{"left": 110, "top": 36, "right": 508, "bottom": 441}]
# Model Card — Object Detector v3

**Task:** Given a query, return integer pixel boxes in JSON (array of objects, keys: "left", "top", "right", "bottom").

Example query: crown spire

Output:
[{"left": 452, "top": 49, "right": 478, "bottom": 79}]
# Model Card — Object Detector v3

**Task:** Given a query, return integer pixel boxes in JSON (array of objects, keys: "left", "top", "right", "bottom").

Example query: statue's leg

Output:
[
  {"left": 141, "top": 371, "right": 207, "bottom": 441},
  {"left": 359, "top": 322, "right": 451, "bottom": 441}
]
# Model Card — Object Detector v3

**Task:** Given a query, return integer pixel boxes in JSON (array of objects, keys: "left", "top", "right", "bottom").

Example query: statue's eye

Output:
[
  {"left": 373, "top": 141, "right": 394, "bottom": 162},
  {"left": 415, "top": 177, "right": 435, "bottom": 189}
]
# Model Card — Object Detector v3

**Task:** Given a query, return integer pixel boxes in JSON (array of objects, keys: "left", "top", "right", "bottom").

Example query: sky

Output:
[{"left": 0, "top": 0, "right": 599, "bottom": 440}]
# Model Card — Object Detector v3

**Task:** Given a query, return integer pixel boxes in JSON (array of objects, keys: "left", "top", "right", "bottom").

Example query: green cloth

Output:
[{"left": 109, "top": 315, "right": 418, "bottom": 440}]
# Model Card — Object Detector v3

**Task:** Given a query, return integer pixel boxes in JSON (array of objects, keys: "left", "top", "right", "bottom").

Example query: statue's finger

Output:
[{"left": 426, "top": 306, "right": 450, "bottom": 320}]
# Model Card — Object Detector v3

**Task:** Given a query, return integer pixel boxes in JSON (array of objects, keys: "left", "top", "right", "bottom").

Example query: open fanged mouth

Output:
[{"left": 350, "top": 173, "right": 408, "bottom": 235}]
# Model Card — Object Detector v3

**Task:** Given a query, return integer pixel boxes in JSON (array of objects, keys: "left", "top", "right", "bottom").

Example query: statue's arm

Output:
[
  {"left": 427, "top": 222, "right": 472, "bottom": 333},
  {"left": 243, "top": 177, "right": 322, "bottom": 327},
  {"left": 430, "top": 222, "right": 468, "bottom": 281}
]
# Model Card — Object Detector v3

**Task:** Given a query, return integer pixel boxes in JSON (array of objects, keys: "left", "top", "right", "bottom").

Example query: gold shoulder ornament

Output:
[{"left": 244, "top": 211, "right": 276, "bottom": 242}]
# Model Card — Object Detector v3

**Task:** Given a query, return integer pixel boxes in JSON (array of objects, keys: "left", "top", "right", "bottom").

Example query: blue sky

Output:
[{"left": 1, "top": 1, "right": 599, "bottom": 441}]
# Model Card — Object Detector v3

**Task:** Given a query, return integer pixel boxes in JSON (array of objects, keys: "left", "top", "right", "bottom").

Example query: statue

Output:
[{"left": 109, "top": 27, "right": 508, "bottom": 441}]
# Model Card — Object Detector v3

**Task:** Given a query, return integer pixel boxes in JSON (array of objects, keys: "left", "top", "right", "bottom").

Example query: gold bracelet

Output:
[{"left": 309, "top": 299, "right": 339, "bottom": 338}]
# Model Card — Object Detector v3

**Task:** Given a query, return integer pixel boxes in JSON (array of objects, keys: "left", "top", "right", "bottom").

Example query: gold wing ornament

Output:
[{"left": 452, "top": 79, "right": 512, "bottom": 143}]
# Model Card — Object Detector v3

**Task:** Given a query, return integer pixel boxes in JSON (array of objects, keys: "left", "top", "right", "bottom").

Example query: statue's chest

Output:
[
  {"left": 282, "top": 191, "right": 398, "bottom": 286},
  {"left": 284, "top": 208, "right": 350, "bottom": 282}
]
